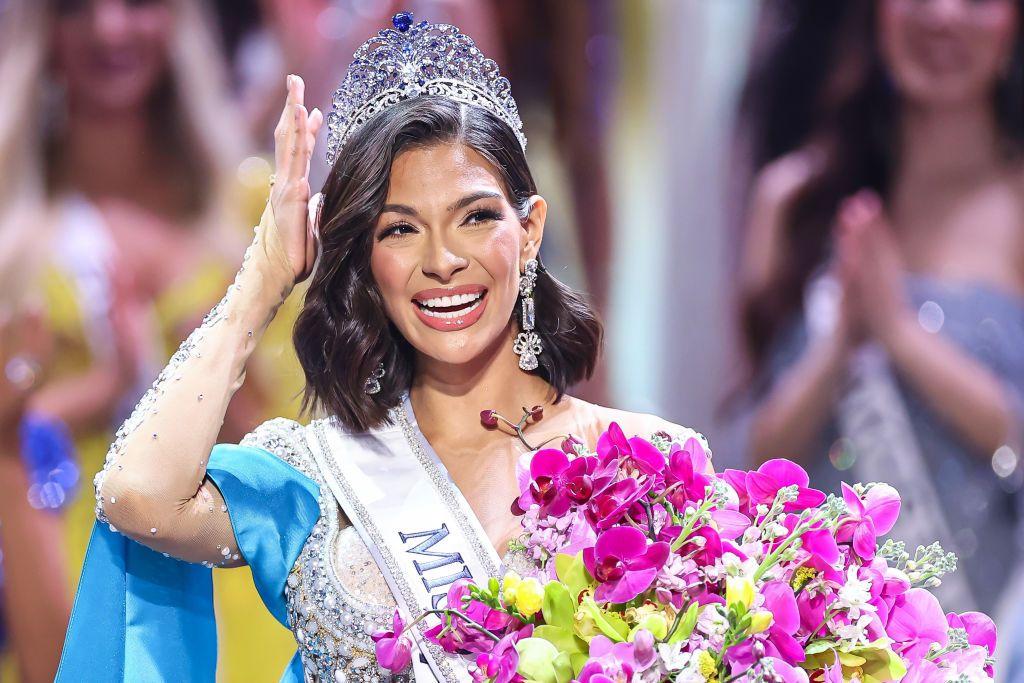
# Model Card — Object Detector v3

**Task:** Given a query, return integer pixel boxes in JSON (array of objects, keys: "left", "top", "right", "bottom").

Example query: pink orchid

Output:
[
  {"left": 782, "top": 513, "right": 840, "bottom": 570},
  {"left": 426, "top": 580, "right": 519, "bottom": 654},
  {"left": 835, "top": 483, "right": 900, "bottom": 560},
  {"left": 662, "top": 524, "right": 723, "bottom": 567},
  {"left": 887, "top": 588, "right": 949, "bottom": 663},
  {"left": 473, "top": 626, "right": 532, "bottom": 683},
  {"left": 666, "top": 438, "right": 713, "bottom": 506},
  {"left": 746, "top": 459, "right": 826, "bottom": 513},
  {"left": 583, "top": 526, "right": 670, "bottom": 603},
  {"left": 597, "top": 422, "right": 666, "bottom": 481},
  {"left": 721, "top": 469, "right": 752, "bottom": 513},
  {"left": 372, "top": 610, "right": 413, "bottom": 673},
  {"left": 761, "top": 580, "right": 806, "bottom": 665},
  {"left": 946, "top": 612, "right": 997, "bottom": 676},
  {"left": 584, "top": 477, "right": 651, "bottom": 531},
  {"left": 576, "top": 635, "right": 638, "bottom": 683},
  {"left": 516, "top": 449, "right": 609, "bottom": 517}
]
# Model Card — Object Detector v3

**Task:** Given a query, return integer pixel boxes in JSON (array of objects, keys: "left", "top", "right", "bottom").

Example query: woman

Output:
[
  {"left": 0, "top": 0, "right": 301, "bottom": 677},
  {"left": 56, "top": 14, "right": 690, "bottom": 681},
  {"left": 730, "top": 0, "right": 1024, "bottom": 616}
]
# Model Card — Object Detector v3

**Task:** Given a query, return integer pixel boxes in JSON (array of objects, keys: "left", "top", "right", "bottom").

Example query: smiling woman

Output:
[
  {"left": 295, "top": 96, "right": 601, "bottom": 432},
  {"left": 56, "top": 13, "right": 695, "bottom": 682}
]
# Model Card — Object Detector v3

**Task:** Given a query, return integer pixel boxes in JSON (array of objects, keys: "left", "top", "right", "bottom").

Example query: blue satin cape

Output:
[{"left": 56, "top": 443, "right": 321, "bottom": 681}]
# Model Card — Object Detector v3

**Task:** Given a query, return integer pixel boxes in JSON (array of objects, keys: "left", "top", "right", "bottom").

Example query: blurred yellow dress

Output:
[{"left": 29, "top": 190, "right": 304, "bottom": 681}]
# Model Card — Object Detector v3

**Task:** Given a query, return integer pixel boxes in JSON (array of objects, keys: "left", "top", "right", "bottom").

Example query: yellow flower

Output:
[
  {"left": 790, "top": 566, "right": 818, "bottom": 593},
  {"left": 725, "top": 576, "right": 755, "bottom": 610},
  {"left": 502, "top": 571, "right": 523, "bottom": 604},
  {"left": 515, "top": 577, "right": 544, "bottom": 617},
  {"left": 698, "top": 650, "right": 719, "bottom": 683},
  {"left": 747, "top": 610, "right": 773, "bottom": 635}
]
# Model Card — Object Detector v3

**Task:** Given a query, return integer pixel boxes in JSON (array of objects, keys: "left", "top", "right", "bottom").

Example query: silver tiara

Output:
[{"left": 325, "top": 11, "right": 526, "bottom": 164}]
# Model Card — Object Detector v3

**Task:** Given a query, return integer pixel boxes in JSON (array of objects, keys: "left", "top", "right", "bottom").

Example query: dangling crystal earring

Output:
[
  {"left": 513, "top": 259, "right": 543, "bottom": 371},
  {"left": 364, "top": 362, "right": 385, "bottom": 395}
]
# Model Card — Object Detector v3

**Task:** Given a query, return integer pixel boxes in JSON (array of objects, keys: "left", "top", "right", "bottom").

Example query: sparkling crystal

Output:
[
  {"left": 522, "top": 296, "right": 535, "bottom": 331},
  {"left": 326, "top": 17, "right": 525, "bottom": 164},
  {"left": 334, "top": 669, "right": 348, "bottom": 683}
]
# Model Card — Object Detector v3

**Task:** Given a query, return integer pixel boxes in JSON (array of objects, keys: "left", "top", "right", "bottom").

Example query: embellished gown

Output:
[{"left": 58, "top": 392, "right": 684, "bottom": 682}]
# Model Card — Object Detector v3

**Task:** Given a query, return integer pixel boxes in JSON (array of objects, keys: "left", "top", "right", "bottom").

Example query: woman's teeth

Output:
[{"left": 416, "top": 291, "right": 485, "bottom": 318}]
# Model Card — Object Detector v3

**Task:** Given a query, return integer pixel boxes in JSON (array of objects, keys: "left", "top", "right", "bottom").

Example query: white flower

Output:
[
  {"left": 834, "top": 567, "right": 876, "bottom": 619},
  {"left": 657, "top": 645, "right": 704, "bottom": 682},
  {"left": 834, "top": 614, "right": 874, "bottom": 647}
]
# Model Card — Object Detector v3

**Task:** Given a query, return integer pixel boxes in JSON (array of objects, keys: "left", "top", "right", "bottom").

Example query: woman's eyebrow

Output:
[
  {"left": 380, "top": 190, "right": 502, "bottom": 217},
  {"left": 447, "top": 190, "right": 502, "bottom": 212}
]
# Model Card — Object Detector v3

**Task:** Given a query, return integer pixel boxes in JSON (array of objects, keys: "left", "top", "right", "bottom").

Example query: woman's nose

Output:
[{"left": 421, "top": 237, "right": 469, "bottom": 282}]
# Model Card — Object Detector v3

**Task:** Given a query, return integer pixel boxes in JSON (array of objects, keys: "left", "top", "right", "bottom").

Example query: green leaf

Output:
[
  {"left": 533, "top": 625, "right": 585, "bottom": 656},
  {"left": 515, "top": 637, "right": 560, "bottom": 683},
  {"left": 667, "top": 603, "right": 699, "bottom": 644},
  {"left": 553, "top": 652, "right": 574, "bottom": 683},
  {"left": 555, "top": 553, "right": 593, "bottom": 600},
  {"left": 805, "top": 639, "right": 838, "bottom": 655},
  {"left": 542, "top": 581, "right": 575, "bottom": 629},
  {"left": 580, "top": 597, "right": 629, "bottom": 642}
]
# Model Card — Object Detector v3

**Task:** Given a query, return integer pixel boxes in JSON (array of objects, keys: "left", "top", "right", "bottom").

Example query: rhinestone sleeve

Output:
[{"left": 92, "top": 204, "right": 296, "bottom": 567}]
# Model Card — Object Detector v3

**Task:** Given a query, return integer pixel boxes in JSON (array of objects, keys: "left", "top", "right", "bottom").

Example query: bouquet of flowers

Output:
[{"left": 373, "top": 419, "right": 997, "bottom": 682}]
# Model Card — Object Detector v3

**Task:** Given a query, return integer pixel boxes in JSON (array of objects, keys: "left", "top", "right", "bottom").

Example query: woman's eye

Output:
[
  {"left": 465, "top": 209, "right": 502, "bottom": 225},
  {"left": 379, "top": 223, "right": 417, "bottom": 240}
]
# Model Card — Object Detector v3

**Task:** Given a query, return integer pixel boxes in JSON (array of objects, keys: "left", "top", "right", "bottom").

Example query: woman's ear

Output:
[{"left": 521, "top": 195, "right": 547, "bottom": 263}]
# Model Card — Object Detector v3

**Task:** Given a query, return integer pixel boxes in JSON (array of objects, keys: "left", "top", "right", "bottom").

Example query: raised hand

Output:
[
  {"left": 836, "top": 189, "right": 909, "bottom": 345},
  {"left": 266, "top": 75, "right": 324, "bottom": 285}
]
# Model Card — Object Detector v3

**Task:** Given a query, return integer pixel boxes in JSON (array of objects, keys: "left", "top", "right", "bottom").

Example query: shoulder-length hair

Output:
[{"left": 294, "top": 96, "right": 603, "bottom": 432}]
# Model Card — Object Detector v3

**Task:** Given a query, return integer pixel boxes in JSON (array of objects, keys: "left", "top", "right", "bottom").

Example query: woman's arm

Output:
[
  {"left": 880, "top": 313, "right": 1014, "bottom": 456},
  {"left": 97, "top": 76, "right": 322, "bottom": 565},
  {"left": 747, "top": 328, "right": 851, "bottom": 465},
  {"left": 738, "top": 151, "right": 852, "bottom": 464}
]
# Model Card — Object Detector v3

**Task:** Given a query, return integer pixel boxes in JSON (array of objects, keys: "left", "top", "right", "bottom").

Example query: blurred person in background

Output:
[
  {"left": 728, "top": 0, "right": 1024, "bottom": 623},
  {"left": 0, "top": 309, "right": 69, "bottom": 683},
  {"left": 0, "top": 0, "right": 304, "bottom": 678},
  {"left": 219, "top": 0, "right": 500, "bottom": 188}
]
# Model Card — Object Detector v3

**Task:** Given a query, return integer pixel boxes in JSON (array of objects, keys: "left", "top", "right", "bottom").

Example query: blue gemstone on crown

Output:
[
  {"left": 392, "top": 12, "right": 413, "bottom": 32},
  {"left": 326, "top": 16, "right": 527, "bottom": 164}
]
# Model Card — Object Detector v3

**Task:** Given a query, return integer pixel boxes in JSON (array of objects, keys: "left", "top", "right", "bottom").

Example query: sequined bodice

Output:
[
  {"left": 247, "top": 418, "right": 532, "bottom": 683},
  {"left": 247, "top": 419, "right": 403, "bottom": 682}
]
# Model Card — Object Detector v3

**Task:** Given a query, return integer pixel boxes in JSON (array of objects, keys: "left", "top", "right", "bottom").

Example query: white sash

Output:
[{"left": 305, "top": 396, "right": 501, "bottom": 682}]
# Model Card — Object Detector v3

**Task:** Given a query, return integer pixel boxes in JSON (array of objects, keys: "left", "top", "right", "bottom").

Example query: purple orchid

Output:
[
  {"left": 425, "top": 580, "right": 519, "bottom": 654},
  {"left": 516, "top": 447, "right": 616, "bottom": 518},
  {"left": 746, "top": 459, "right": 826, "bottom": 513},
  {"left": 887, "top": 588, "right": 949, "bottom": 663},
  {"left": 665, "top": 437, "right": 713, "bottom": 506},
  {"left": 946, "top": 612, "right": 997, "bottom": 677},
  {"left": 836, "top": 482, "right": 900, "bottom": 560},
  {"left": 473, "top": 626, "right": 532, "bottom": 683},
  {"left": 584, "top": 477, "right": 651, "bottom": 531},
  {"left": 761, "top": 580, "right": 806, "bottom": 665},
  {"left": 372, "top": 610, "right": 413, "bottom": 673},
  {"left": 576, "top": 635, "right": 638, "bottom": 683},
  {"left": 583, "top": 526, "right": 670, "bottom": 603},
  {"left": 597, "top": 422, "right": 666, "bottom": 481}
]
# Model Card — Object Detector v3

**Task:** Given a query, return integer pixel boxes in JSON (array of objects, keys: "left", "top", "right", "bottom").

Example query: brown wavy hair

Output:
[{"left": 293, "top": 96, "right": 603, "bottom": 432}]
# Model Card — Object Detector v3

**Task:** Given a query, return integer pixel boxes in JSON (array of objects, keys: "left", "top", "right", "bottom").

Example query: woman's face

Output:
[
  {"left": 370, "top": 142, "right": 545, "bottom": 368},
  {"left": 51, "top": 0, "right": 173, "bottom": 114},
  {"left": 878, "top": 0, "right": 1019, "bottom": 108}
]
